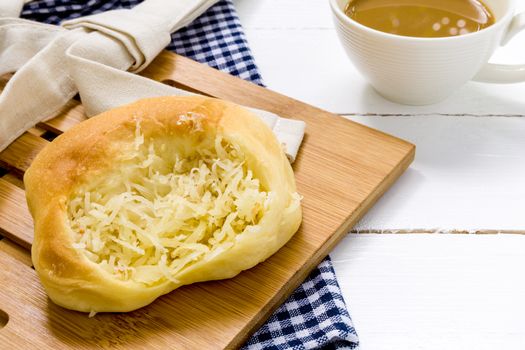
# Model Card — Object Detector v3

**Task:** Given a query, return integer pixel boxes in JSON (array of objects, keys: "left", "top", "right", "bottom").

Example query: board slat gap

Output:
[
  {"left": 0, "top": 133, "right": 48, "bottom": 175},
  {"left": 0, "top": 179, "right": 33, "bottom": 249}
]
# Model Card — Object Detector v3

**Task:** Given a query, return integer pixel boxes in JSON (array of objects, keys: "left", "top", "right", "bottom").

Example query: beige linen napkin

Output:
[{"left": 0, "top": 0, "right": 305, "bottom": 162}]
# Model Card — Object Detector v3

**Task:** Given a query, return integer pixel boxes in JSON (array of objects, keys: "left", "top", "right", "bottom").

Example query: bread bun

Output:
[{"left": 24, "top": 96, "right": 302, "bottom": 313}]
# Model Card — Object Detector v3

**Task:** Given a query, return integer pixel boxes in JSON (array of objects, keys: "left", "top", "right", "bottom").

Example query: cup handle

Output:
[{"left": 473, "top": 11, "right": 525, "bottom": 83}]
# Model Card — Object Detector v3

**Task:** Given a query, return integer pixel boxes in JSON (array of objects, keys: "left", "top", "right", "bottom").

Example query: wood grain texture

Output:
[
  {"left": 28, "top": 127, "right": 47, "bottom": 137},
  {"left": 0, "top": 51, "right": 413, "bottom": 349},
  {"left": 0, "top": 237, "right": 32, "bottom": 267},
  {"left": 0, "top": 132, "right": 47, "bottom": 175},
  {"left": 2, "top": 173, "right": 25, "bottom": 189},
  {"left": 0, "top": 179, "right": 32, "bottom": 249}
]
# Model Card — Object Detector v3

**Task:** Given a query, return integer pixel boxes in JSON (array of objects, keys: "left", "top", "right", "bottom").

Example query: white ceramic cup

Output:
[{"left": 329, "top": 0, "right": 525, "bottom": 105}]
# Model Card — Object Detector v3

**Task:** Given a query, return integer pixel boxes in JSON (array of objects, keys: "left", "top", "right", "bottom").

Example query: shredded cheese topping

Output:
[{"left": 67, "top": 121, "right": 270, "bottom": 286}]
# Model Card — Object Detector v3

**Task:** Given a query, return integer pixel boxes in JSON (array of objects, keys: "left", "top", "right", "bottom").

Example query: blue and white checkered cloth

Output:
[{"left": 22, "top": 1, "right": 359, "bottom": 348}]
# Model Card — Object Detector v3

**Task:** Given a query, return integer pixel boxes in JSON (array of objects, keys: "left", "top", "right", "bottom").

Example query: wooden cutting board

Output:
[{"left": 0, "top": 51, "right": 414, "bottom": 349}]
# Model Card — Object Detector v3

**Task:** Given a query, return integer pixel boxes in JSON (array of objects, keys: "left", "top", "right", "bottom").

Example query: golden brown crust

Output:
[{"left": 25, "top": 96, "right": 301, "bottom": 312}]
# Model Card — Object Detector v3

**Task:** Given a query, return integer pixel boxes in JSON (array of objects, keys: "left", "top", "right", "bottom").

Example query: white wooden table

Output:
[{"left": 235, "top": 1, "right": 525, "bottom": 349}]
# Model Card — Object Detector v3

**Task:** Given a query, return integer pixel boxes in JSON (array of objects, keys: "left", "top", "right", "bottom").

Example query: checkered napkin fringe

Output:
[{"left": 21, "top": 1, "right": 359, "bottom": 348}]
